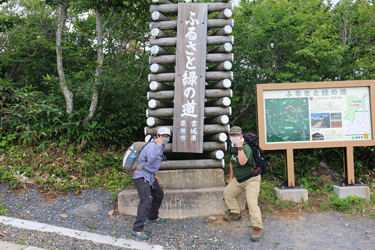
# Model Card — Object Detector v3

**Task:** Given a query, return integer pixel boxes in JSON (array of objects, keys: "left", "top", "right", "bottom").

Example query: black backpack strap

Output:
[
  {"left": 149, "top": 133, "right": 156, "bottom": 142},
  {"left": 228, "top": 144, "right": 233, "bottom": 155}
]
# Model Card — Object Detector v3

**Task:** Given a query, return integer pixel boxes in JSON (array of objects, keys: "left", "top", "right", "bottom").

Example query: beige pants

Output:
[{"left": 223, "top": 175, "right": 263, "bottom": 229}]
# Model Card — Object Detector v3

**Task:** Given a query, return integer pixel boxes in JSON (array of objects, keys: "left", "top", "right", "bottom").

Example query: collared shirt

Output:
[{"left": 133, "top": 142, "right": 165, "bottom": 187}]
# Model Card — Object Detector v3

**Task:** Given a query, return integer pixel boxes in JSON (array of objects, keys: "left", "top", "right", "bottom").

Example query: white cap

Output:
[{"left": 157, "top": 127, "right": 171, "bottom": 135}]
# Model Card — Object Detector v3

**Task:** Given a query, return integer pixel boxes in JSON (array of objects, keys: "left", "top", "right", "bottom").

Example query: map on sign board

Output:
[
  {"left": 265, "top": 98, "right": 310, "bottom": 142},
  {"left": 263, "top": 87, "right": 372, "bottom": 143}
]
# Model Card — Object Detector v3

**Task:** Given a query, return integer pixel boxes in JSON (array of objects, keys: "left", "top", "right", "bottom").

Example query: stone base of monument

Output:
[
  {"left": 333, "top": 185, "right": 370, "bottom": 201},
  {"left": 157, "top": 169, "right": 226, "bottom": 189},
  {"left": 274, "top": 187, "right": 309, "bottom": 203},
  {"left": 118, "top": 186, "right": 246, "bottom": 219},
  {"left": 118, "top": 169, "right": 246, "bottom": 219}
]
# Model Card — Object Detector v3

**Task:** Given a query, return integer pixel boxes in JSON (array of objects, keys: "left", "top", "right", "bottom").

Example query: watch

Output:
[{"left": 238, "top": 147, "right": 243, "bottom": 151}]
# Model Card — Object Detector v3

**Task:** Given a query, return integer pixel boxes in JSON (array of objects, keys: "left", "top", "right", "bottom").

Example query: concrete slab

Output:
[
  {"left": 0, "top": 240, "right": 26, "bottom": 250},
  {"left": 0, "top": 216, "right": 164, "bottom": 250},
  {"left": 38, "top": 225, "right": 116, "bottom": 245},
  {"left": 274, "top": 187, "right": 308, "bottom": 203},
  {"left": 333, "top": 185, "right": 370, "bottom": 201},
  {"left": 2, "top": 218, "right": 47, "bottom": 231},
  {"left": 118, "top": 187, "right": 246, "bottom": 219},
  {"left": 158, "top": 169, "right": 225, "bottom": 189},
  {"left": 0, "top": 240, "right": 47, "bottom": 250},
  {"left": 0, "top": 217, "right": 13, "bottom": 223}
]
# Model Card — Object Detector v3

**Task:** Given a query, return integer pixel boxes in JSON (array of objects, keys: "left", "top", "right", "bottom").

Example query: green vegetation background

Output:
[{"left": 0, "top": 0, "right": 374, "bottom": 216}]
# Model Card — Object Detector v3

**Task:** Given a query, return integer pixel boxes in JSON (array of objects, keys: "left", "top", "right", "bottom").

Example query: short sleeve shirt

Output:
[{"left": 230, "top": 144, "right": 257, "bottom": 182}]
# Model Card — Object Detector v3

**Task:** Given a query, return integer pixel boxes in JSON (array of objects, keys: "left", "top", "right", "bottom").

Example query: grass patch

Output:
[
  {"left": 258, "top": 178, "right": 375, "bottom": 218},
  {"left": 0, "top": 193, "right": 8, "bottom": 216},
  {"left": 1, "top": 145, "right": 374, "bottom": 219},
  {"left": 0, "top": 145, "right": 134, "bottom": 193}
]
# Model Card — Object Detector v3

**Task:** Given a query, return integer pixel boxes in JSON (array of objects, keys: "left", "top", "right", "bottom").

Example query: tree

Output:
[
  {"left": 232, "top": 0, "right": 341, "bottom": 129},
  {"left": 0, "top": 0, "right": 58, "bottom": 86},
  {"left": 82, "top": 0, "right": 141, "bottom": 126},
  {"left": 49, "top": 0, "right": 149, "bottom": 125},
  {"left": 56, "top": 2, "right": 74, "bottom": 114},
  {"left": 332, "top": 0, "right": 375, "bottom": 80}
]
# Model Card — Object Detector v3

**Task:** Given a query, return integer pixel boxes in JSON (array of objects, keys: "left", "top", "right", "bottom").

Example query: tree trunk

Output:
[
  {"left": 56, "top": 4, "right": 73, "bottom": 114},
  {"left": 82, "top": 0, "right": 135, "bottom": 127},
  {"left": 82, "top": 9, "right": 103, "bottom": 127}
]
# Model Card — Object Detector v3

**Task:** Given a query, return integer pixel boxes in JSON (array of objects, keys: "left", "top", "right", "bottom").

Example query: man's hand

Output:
[
  {"left": 235, "top": 140, "right": 243, "bottom": 147},
  {"left": 155, "top": 176, "right": 159, "bottom": 183},
  {"left": 155, "top": 138, "right": 163, "bottom": 146},
  {"left": 228, "top": 176, "right": 233, "bottom": 184}
]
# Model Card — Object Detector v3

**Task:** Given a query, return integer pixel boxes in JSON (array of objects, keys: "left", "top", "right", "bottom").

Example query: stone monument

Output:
[{"left": 118, "top": 0, "right": 244, "bottom": 219}]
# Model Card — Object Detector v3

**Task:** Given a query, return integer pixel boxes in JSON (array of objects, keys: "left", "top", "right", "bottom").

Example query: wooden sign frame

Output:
[{"left": 257, "top": 80, "right": 375, "bottom": 187}]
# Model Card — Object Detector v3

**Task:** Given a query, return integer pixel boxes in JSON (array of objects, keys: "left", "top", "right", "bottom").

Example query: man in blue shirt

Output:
[{"left": 131, "top": 127, "right": 170, "bottom": 240}]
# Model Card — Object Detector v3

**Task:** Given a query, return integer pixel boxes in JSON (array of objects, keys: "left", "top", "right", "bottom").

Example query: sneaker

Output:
[
  {"left": 131, "top": 230, "right": 149, "bottom": 240},
  {"left": 146, "top": 217, "right": 165, "bottom": 223},
  {"left": 223, "top": 213, "right": 243, "bottom": 222},
  {"left": 251, "top": 227, "right": 263, "bottom": 242}
]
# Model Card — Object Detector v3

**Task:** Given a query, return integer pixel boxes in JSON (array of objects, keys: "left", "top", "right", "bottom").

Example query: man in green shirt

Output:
[{"left": 223, "top": 126, "right": 263, "bottom": 242}]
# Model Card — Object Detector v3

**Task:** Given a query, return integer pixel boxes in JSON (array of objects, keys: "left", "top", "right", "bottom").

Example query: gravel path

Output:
[{"left": 1, "top": 184, "right": 374, "bottom": 249}]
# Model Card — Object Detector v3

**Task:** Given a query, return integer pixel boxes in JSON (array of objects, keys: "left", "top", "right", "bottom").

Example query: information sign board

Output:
[
  {"left": 257, "top": 81, "right": 375, "bottom": 150},
  {"left": 263, "top": 86, "right": 372, "bottom": 143},
  {"left": 257, "top": 80, "right": 375, "bottom": 187}
]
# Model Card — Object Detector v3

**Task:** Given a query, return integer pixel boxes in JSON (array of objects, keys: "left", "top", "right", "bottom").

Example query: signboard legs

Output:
[
  {"left": 280, "top": 149, "right": 302, "bottom": 188},
  {"left": 345, "top": 146, "right": 355, "bottom": 185},
  {"left": 340, "top": 146, "right": 362, "bottom": 186},
  {"left": 284, "top": 146, "right": 357, "bottom": 188},
  {"left": 286, "top": 149, "right": 295, "bottom": 187}
]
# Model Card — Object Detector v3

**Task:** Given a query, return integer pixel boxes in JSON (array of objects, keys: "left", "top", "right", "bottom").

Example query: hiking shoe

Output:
[
  {"left": 223, "top": 213, "right": 243, "bottom": 222},
  {"left": 251, "top": 227, "right": 263, "bottom": 242},
  {"left": 131, "top": 230, "right": 149, "bottom": 240},
  {"left": 147, "top": 217, "right": 165, "bottom": 223}
]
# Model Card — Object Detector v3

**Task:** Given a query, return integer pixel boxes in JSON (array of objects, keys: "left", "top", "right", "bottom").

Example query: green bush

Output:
[
  {"left": 0, "top": 73, "right": 147, "bottom": 148},
  {"left": 329, "top": 194, "right": 367, "bottom": 213}
]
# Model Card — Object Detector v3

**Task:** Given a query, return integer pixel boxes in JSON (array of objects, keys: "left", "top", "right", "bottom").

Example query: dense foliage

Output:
[
  {"left": 1, "top": 0, "right": 150, "bottom": 146},
  {"left": 1, "top": 0, "right": 375, "bottom": 178},
  {"left": 231, "top": 0, "right": 375, "bottom": 176},
  {"left": 232, "top": 0, "right": 375, "bottom": 130}
]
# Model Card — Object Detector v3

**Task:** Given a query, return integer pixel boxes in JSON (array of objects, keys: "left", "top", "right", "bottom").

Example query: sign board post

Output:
[
  {"left": 286, "top": 148, "right": 295, "bottom": 187},
  {"left": 257, "top": 80, "right": 375, "bottom": 187},
  {"left": 346, "top": 146, "right": 355, "bottom": 184},
  {"left": 172, "top": 3, "right": 208, "bottom": 153}
]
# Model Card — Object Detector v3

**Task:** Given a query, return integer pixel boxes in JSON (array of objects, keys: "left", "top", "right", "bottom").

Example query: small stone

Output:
[
  {"left": 108, "top": 210, "right": 114, "bottom": 217},
  {"left": 60, "top": 214, "right": 68, "bottom": 218},
  {"left": 298, "top": 216, "right": 306, "bottom": 221},
  {"left": 69, "top": 202, "right": 102, "bottom": 218},
  {"left": 208, "top": 216, "right": 216, "bottom": 221},
  {"left": 321, "top": 175, "right": 332, "bottom": 184}
]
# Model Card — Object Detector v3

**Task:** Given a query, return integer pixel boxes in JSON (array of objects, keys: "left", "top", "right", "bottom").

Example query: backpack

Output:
[
  {"left": 229, "top": 133, "right": 268, "bottom": 175},
  {"left": 243, "top": 133, "right": 268, "bottom": 175},
  {"left": 122, "top": 142, "right": 150, "bottom": 171}
]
